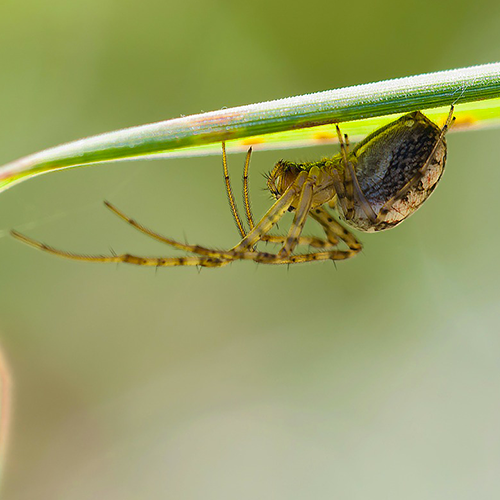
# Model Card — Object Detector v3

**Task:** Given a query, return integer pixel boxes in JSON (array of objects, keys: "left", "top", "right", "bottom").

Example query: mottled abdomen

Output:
[{"left": 341, "top": 111, "right": 447, "bottom": 232}]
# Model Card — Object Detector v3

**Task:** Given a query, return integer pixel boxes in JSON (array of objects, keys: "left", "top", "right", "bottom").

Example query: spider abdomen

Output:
[{"left": 344, "top": 111, "right": 447, "bottom": 232}]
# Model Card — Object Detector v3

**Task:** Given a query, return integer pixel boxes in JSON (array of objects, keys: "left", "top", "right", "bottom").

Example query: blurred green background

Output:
[{"left": 1, "top": 1, "right": 500, "bottom": 499}]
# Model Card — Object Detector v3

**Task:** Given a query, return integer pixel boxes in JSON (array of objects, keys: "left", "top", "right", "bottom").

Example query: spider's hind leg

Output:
[
  {"left": 374, "top": 105, "right": 455, "bottom": 226},
  {"left": 334, "top": 125, "right": 377, "bottom": 224},
  {"left": 260, "top": 234, "right": 332, "bottom": 249},
  {"left": 310, "top": 205, "right": 362, "bottom": 254}
]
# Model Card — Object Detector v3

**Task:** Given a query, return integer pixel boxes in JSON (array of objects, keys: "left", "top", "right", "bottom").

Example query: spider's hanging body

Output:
[{"left": 12, "top": 107, "right": 455, "bottom": 268}]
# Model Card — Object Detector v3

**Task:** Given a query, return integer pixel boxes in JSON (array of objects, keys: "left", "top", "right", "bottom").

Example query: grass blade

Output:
[{"left": 2, "top": 62, "right": 500, "bottom": 193}]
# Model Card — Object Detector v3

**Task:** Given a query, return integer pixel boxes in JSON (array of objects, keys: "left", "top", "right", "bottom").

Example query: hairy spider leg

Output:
[
  {"left": 234, "top": 169, "right": 362, "bottom": 264},
  {"left": 259, "top": 234, "right": 332, "bottom": 249},
  {"left": 106, "top": 199, "right": 331, "bottom": 252},
  {"left": 105, "top": 181, "right": 360, "bottom": 264},
  {"left": 114, "top": 170, "right": 309, "bottom": 259},
  {"left": 310, "top": 206, "right": 362, "bottom": 253},
  {"left": 104, "top": 201, "right": 232, "bottom": 259},
  {"left": 240, "top": 152, "right": 354, "bottom": 251},
  {"left": 11, "top": 227, "right": 358, "bottom": 267},
  {"left": 12, "top": 166, "right": 362, "bottom": 266},
  {"left": 258, "top": 203, "right": 363, "bottom": 263},
  {"left": 374, "top": 105, "right": 455, "bottom": 225},
  {"left": 235, "top": 168, "right": 358, "bottom": 264},
  {"left": 108, "top": 168, "right": 346, "bottom": 265},
  {"left": 335, "top": 124, "right": 355, "bottom": 221},
  {"left": 275, "top": 248, "right": 358, "bottom": 263},
  {"left": 242, "top": 146, "right": 255, "bottom": 230},
  {"left": 10, "top": 171, "right": 308, "bottom": 266},
  {"left": 10, "top": 229, "right": 228, "bottom": 267},
  {"left": 229, "top": 206, "right": 361, "bottom": 253},
  {"left": 222, "top": 144, "right": 320, "bottom": 251},
  {"left": 274, "top": 173, "right": 315, "bottom": 258},
  {"left": 230, "top": 139, "right": 361, "bottom": 260},
  {"left": 237, "top": 147, "right": 330, "bottom": 251},
  {"left": 335, "top": 125, "right": 378, "bottom": 223},
  {"left": 222, "top": 142, "right": 247, "bottom": 238},
  {"left": 228, "top": 170, "right": 308, "bottom": 253}
]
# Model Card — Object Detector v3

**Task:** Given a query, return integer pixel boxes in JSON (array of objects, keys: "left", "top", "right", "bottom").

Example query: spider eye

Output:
[{"left": 267, "top": 161, "right": 302, "bottom": 199}]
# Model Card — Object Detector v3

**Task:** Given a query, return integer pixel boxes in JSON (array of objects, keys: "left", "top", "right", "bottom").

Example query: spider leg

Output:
[
  {"left": 310, "top": 206, "right": 362, "bottom": 253},
  {"left": 328, "top": 169, "right": 349, "bottom": 215},
  {"left": 215, "top": 169, "right": 330, "bottom": 264},
  {"left": 240, "top": 248, "right": 357, "bottom": 265},
  {"left": 11, "top": 170, "right": 357, "bottom": 267},
  {"left": 281, "top": 247, "right": 359, "bottom": 264},
  {"left": 260, "top": 234, "right": 331, "bottom": 249},
  {"left": 251, "top": 207, "right": 362, "bottom": 264},
  {"left": 374, "top": 105, "right": 455, "bottom": 225},
  {"left": 240, "top": 243, "right": 359, "bottom": 265},
  {"left": 222, "top": 142, "right": 247, "bottom": 238},
  {"left": 231, "top": 170, "right": 309, "bottom": 252},
  {"left": 244, "top": 168, "right": 360, "bottom": 265},
  {"left": 259, "top": 204, "right": 361, "bottom": 251},
  {"left": 227, "top": 211, "right": 362, "bottom": 264},
  {"left": 10, "top": 230, "right": 229, "bottom": 267},
  {"left": 335, "top": 125, "right": 377, "bottom": 223},
  {"left": 103, "top": 202, "right": 288, "bottom": 262},
  {"left": 242, "top": 146, "right": 256, "bottom": 230},
  {"left": 12, "top": 170, "right": 311, "bottom": 267},
  {"left": 104, "top": 201, "right": 234, "bottom": 259},
  {"left": 105, "top": 168, "right": 308, "bottom": 261},
  {"left": 276, "top": 171, "right": 315, "bottom": 258},
  {"left": 233, "top": 172, "right": 361, "bottom": 264},
  {"left": 335, "top": 124, "right": 355, "bottom": 220}
]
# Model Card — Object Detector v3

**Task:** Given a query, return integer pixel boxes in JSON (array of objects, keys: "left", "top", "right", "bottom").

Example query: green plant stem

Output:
[{"left": 1, "top": 62, "right": 500, "bottom": 192}]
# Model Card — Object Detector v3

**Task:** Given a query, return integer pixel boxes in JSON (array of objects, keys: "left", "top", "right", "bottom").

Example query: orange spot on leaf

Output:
[
  {"left": 313, "top": 132, "right": 336, "bottom": 142},
  {"left": 452, "top": 114, "right": 477, "bottom": 129},
  {"left": 241, "top": 138, "right": 265, "bottom": 146}
]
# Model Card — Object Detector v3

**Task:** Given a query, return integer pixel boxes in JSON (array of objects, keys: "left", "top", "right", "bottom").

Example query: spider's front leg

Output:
[
  {"left": 239, "top": 167, "right": 361, "bottom": 265},
  {"left": 242, "top": 205, "right": 363, "bottom": 265},
  {"left": 228, "top": 170, "right": 309, "bottom": 255},
  {"left": 10, "top": 229, "right": 229, "bottom": 267},
  {"left": 270, "top": 205, "right": 363, "bottom": 265},
  {"left": 233, "top": 168, "right": 315, "bottom": 264}
]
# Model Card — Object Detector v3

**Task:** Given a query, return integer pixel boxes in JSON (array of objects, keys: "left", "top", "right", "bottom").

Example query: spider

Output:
[{"left": 11, "top": 106, "right": 455, "bottom": 268}]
